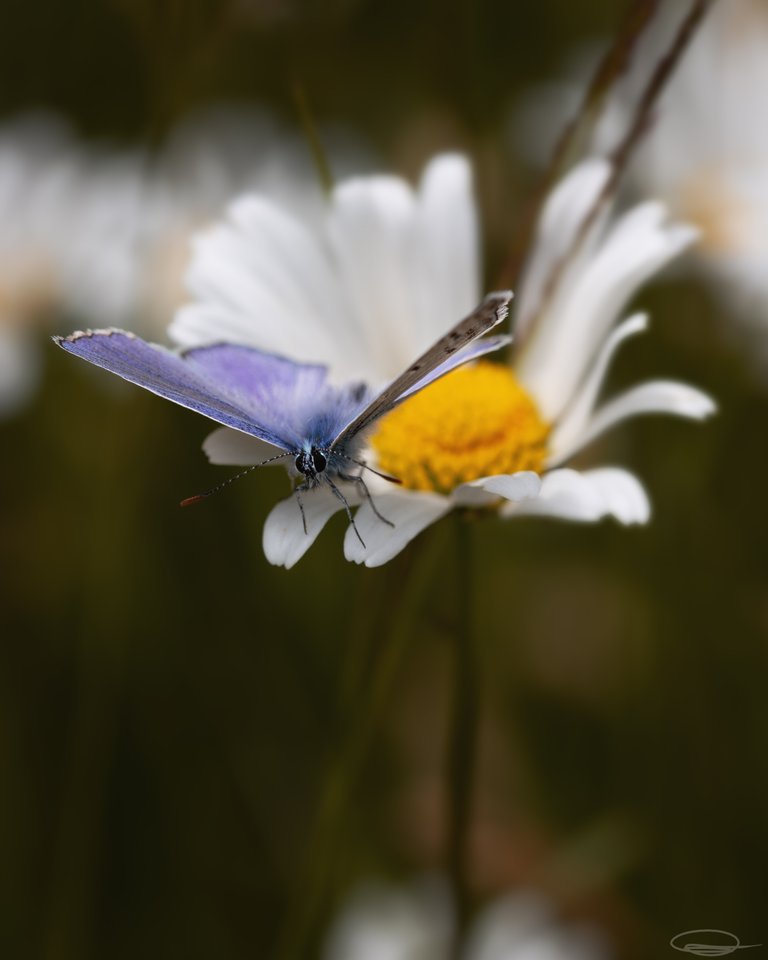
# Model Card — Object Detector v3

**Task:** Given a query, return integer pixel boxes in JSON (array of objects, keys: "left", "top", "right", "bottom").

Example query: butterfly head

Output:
[{"left": 294, "top": 446, "right": 329, "bottom": 485}]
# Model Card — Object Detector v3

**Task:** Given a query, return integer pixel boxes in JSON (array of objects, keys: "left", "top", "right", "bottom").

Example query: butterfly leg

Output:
[
  {"left": 325, "top": 476, "right": 366, "bottom": 548},
  {"left": 294, "top": 484, "right": 309, "bottom": 535},
  {"left": 337, "top": 472, "right": 394, "bottom": 528}
]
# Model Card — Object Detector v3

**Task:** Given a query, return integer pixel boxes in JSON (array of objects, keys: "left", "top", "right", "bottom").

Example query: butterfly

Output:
[{"left": 54, "top": 291, "right": 512, "bottom": 544}]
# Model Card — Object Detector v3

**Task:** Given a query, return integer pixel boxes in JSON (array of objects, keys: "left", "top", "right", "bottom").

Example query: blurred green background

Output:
[{"left": 1, "top": 1, "right": 767, "bottom": 958}]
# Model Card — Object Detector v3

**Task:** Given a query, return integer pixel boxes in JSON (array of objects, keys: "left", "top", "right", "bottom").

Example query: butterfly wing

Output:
[
  {"left": 330, "top": 291, "right": 512, "bottom": 450},
  {"left": 54, "top": 329, "right": 331, "bottom": 451},
  {"left": 394, "top": 333, "right": 510, "bottom": 403}
]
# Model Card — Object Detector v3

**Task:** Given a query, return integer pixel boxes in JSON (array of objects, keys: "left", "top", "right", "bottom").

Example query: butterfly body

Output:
[{"left": 54, "top": 292, "right": 513, "bottom": 543}]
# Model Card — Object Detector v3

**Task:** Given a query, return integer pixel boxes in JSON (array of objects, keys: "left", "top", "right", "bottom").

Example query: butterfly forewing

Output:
[
  {"left": 54, "top": 330, "right": 309, "bottom": 451},
  {"left": 330, "top": 290, "right": 512, "bottom": 450}
]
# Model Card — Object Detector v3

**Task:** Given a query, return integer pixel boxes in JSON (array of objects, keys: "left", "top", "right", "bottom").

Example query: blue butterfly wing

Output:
[{"left": 55, "top": 330, "right": 330, "bottom": 451}]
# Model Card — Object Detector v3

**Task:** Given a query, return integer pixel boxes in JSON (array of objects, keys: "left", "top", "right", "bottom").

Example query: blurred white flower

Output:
[
  {"left": 323, "top": 878, "right": 611, "bottom": 960},
  {"left": 324, "top": 878, "right": 451, "bottom": 960},
  {"left": 177, "top": 154, "right": 714, "bottom": 568},
  {"left": 617, "top": 0, "right": 768, "bottom": 351},
  {"left": 0, "top": 115, "right": 79, "bottom": 413},
  {"left": 0, "top": 106, "right": 370, "bottom": 415},
  {"left": 140, "top": 104, "right": 373, "bottom": 332},
  {"left": 514, "top": 0, "right": 768, "bottom": 366}
]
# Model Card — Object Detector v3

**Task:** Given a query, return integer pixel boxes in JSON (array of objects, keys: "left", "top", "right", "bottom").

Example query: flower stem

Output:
[
  {"left": 447, "top": 513, "right": 478, "bottom": 958},
  {"left": 498, "top": 0, "right": 660, "bottom": 291},
  {"left": 274, "top": 530, "right": 442, "bottom": 960}
]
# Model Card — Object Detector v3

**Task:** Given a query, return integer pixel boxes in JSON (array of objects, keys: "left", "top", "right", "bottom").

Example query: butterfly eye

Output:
[{"left": 312, "top": 449, "right": 327, "bottom": 473}]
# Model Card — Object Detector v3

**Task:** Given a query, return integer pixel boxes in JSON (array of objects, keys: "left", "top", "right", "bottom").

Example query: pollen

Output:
[{"left": 371, "top": 362, "right": 550, "bottom": 493}]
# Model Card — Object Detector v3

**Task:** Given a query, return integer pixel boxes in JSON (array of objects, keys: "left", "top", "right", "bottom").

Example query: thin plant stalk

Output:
[
  {"left": 498, "top": 0, "right": 661, "bottom": 292},
  {"left": 41, "top": 394, "right": 156, "bottom": 960},
  {"left": 447, "top": 513, "right": 478, "bottom": 959},
  {"left": 550, "top": 0, "right": 716, "bottom": 300},
  {"left": 292, "top": 81, "right": 335, "bottom": 197},
  {"left": 505, "top": 0, "right": 716, "bottom": 350},
  {"left": 274, "top": 529, "right": 444, "bottom": 960}
]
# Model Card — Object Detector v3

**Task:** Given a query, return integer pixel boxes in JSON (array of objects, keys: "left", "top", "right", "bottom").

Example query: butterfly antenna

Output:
[
  {"left": 337, "top": 455, "right": 402, "bottom": 485},
  {"left": 180, "top": 453, "right": 292, "bottom": 507}
]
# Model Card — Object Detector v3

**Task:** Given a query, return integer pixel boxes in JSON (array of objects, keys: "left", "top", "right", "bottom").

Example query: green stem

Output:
[
  {"left": 447, "top": 513, "right": 478, "bottom": 959},
  {"left": 42, "top": 395, "right": 155, "bottom": 960},
  {"left": 292, "top": 81, "right": 335, "bottom": 198},
  {"left": 274, "top": 530, "right": 442, "bottom": 960}
]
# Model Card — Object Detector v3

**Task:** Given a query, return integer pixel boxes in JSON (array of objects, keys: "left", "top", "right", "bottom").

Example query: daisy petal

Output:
[
  {"left": 516, "top": 158, "right": 611, "bottom": 339},
  {"left": 171, "top": 195, "right": 362, "bottom": 375},
  {"left": 500, "top": 467, "right": 649, "bottom": 524},
  {"left": 460, "top": 470, "right": 542, "bottom": 502},
  {"left": 263, "top": 487, "right": 348, "bottom": 569},
  {"left": 548, "top": 312, "right": 648, "bottom": 465},
  {"left": 344, "top": 491, "right": 450, "bottom": 567},
  {"left": 584, "top": 467, "right": 651, "bottom": 524},
  {"left": 328, "top": 175, "right": 421, "bottom": 375},
  {"left": 518, "top": 201, "right": 697, "bottom": 420},
  {"left": 203, "top": 426, "right": 286, "bottom": 466},
  {"left": 572, "top": 379, "right": 716, "bottom": 454},
  {"left": 414, "top": 154, "right": 480, "bottom": 344}
]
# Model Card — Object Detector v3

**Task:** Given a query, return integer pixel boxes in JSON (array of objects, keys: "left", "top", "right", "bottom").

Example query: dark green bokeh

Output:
[{"left": 1, "top": 2, "right": 766, "bottom": 958}]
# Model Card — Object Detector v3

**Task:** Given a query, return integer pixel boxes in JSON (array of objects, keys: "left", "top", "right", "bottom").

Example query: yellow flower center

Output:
[{"left": 371, "top": 362, "right": 550, "bottom": 493}]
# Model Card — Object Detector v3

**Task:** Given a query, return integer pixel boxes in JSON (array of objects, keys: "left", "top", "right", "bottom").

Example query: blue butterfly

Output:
[{"left": 54, "top": 291, "right": 511, "bottom": 544}]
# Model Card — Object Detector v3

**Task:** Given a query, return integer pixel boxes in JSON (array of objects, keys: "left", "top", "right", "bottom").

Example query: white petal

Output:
[
  {"left": 450, "top": 485, "right": 501, "bottom": 508},
  {"left": 569, "top": 379, "right": 716, "bottom": 455},
  {"left": 202, "top": 426, "right": 286, "bottom": 465},
  {"left": 517, "top": 200, "right": 697, "bottom": 420},
  {"left": 501, "top": 467, "right": 650, "bottom": 525},
  {"left": 344, "top": 490, "right": 450, "bottom": 567},
  {"left": 548, "top": 312, "right": 648, "bottom": 465},
  {"left": 169, "top": 194, "right": 364, "bottom": 379},
  {"left": 327, "top": 174, "right": 422, "bottom": 376},
  {"left": 459, "top": 470, "right": 542, "bottom": 502},
  {"left": 170, "top": 155, "right": 482, "bottom": 386},
  {"left": 412, "top": 154, "right": 481, "bottom": 344},
  {"left": 515, "top": 158, "right": 611, "bottom": 339},
  {"left": 583, "top": 467, "right": 651, "bottom": 524},
  {"left": 263, "top": 487, "right": 347, "bottom": 569}
]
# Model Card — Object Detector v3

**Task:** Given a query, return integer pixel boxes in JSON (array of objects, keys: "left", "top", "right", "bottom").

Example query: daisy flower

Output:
[
  {"left": 616, "top": 0, "right": 768, "bottom": 356},
  {"left": 172, "top": 154, "right": 714, "bottom": 568}
]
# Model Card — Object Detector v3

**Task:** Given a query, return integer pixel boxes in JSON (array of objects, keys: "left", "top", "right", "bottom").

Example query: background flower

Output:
[
  {"left": 617, "top": 0, "right": 768, "bottom": 367},
  {"left": 512, "top": 0, "right": 768, "bottom": 374},
  {"left": 323, "top": 879, "right": 610, "bottom": 960},
  {"left": 0, "top": 105, "right": 371, "bottom": 415}
]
